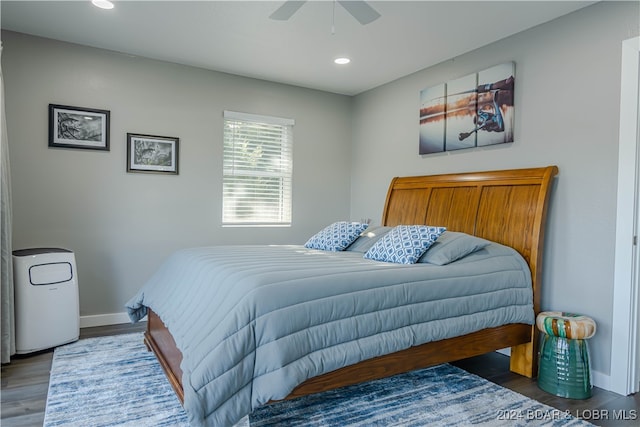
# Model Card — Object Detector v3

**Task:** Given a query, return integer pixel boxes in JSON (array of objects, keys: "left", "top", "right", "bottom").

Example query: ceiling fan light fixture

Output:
[
  {"left": 270, "top": 1, "right": 380, "bottom": 25},
  {"left": 92, "top": 0, "right": 114, "bottom": 10},
  {"left": 334, "top": 57, "right": 351, "bottom": 65}
]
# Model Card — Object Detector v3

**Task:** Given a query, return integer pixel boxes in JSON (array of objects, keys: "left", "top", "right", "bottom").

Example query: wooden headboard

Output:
[{"left": 382, "top": 166, "right": 558, "bottom": 317}]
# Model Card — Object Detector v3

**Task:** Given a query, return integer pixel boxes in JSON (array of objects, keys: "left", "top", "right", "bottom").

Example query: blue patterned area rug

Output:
[{"left": 44, "top": 333, "right": 592, "bottom": 426}]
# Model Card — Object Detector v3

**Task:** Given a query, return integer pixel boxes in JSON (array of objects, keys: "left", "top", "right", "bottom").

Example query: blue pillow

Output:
[
  {"left": 345, "top": 226, "right": 392, "bottom": 253},
  {"left": 417, "top": 231, "right": 490, "bottom": 265},
  {"left": 364, "top": 225, "right": 446, "bottom": 264},
  {"left": 304, "top": 221, "right": 369, "bottom": 251}
]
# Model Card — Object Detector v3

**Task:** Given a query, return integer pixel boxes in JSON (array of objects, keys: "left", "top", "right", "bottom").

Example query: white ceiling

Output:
[{"left": 1, "top": 1, "right": 596, "bottom": 95}]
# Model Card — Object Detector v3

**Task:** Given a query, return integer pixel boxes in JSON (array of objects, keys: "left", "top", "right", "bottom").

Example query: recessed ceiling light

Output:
[
  {"left": 334, "top": 57, "right": 351, "bottom": 65},
  {"left": 92, "top": 0, "right": 114, "bottom": 10}
]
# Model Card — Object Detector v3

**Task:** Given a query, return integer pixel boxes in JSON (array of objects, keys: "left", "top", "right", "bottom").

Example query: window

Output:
[{"left": 222, "top": 111, "right": 294, "bottom": 226}]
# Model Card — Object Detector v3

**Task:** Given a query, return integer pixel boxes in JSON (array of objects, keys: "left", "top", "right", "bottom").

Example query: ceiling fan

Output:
[{"left": 269, "top": 1, "right": 381, "bottom": 25}]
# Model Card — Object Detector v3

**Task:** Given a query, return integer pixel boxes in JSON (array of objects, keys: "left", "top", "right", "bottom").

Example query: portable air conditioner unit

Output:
[{"left": 13, "top": 248, "right": 80, "bottom": 354}]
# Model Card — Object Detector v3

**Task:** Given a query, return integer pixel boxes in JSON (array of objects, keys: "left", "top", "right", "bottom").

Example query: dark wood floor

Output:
[
  {"left": 452, "top": 355, "right": 639, "bottom": 426},
  {"left": 1, "top": 322, "right": 146, "bottom": 427},
  {"left": 1, "top": 323, "right": 638, "bottom": 426}
]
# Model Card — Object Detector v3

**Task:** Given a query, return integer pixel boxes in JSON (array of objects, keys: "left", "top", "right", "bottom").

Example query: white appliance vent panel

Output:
[{"left": 29, "top": 262, "right": 73, "bottom": 285}]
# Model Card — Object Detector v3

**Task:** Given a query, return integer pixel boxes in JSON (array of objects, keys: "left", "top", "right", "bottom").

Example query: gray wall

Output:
[
  {"left": 349, "top": 1, "right": 639, "bottom": 378},
  {"left": 2, "top": 31, "right": 353, "bottom": 317}
]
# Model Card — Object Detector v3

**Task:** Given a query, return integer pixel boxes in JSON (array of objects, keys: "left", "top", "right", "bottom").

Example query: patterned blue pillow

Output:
[
  {"left": 364, "top": 225, "right": 447, "bottom": 264},
  {"left": 304, "top": 221, "right": 369, "bottom": 251}
]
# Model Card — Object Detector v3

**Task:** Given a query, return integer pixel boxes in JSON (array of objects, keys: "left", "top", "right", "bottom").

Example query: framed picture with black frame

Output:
[
  {"left": 48, "top": 104, "right": 110, "bottom": 151},
  {"left": 126, "top": 133, "right": 179, "bottom": 175}
]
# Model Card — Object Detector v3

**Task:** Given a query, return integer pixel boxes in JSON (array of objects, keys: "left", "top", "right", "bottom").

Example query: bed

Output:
[{"left": 127, "top": 165, "right": 558, "bottom": 426}]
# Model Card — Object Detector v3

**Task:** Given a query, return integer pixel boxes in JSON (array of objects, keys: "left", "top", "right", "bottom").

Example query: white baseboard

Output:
[
  {"left": 591, "top": 370, "right": 612, "bottom": 392},
  {"left": 80, "top": 312, "right": 131, "bottom": 328}
]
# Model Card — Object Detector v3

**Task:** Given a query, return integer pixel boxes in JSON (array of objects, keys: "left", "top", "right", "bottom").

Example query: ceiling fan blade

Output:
[
  {"left": 338, "top": 1, "right": 381, "bottom": 25},
  {"left": 269, "top": 1, "right": 307, "bottom": 21}
]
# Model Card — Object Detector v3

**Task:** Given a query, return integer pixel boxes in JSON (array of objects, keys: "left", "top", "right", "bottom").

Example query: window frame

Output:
[{"left": 222, "top": 110, "right": 294, "bottom": 227}]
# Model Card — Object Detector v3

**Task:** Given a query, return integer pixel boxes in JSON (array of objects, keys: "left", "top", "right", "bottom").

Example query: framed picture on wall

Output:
[
  {"left": 126, "top": 133, "right": 179, "bottom": 175},
  {"left": 48, "top": 104, "right": 110, "bottom": 151}
]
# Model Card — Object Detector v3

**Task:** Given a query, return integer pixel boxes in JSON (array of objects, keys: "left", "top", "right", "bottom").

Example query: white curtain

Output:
[{"left": 0, "top": 41, "right": 15, "bottom": 364}]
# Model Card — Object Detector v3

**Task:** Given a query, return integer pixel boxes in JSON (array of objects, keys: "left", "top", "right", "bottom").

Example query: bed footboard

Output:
[{"left": 145, "top": 310, "right": 184, "bottom": 403}]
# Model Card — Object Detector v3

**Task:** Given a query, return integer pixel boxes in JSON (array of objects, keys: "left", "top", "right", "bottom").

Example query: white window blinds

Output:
[{"left": 222, "top": 111, "right": 294, "bottom": 226}]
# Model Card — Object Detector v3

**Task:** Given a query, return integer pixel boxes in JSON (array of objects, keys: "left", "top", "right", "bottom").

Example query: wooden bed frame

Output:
[{"left": 144, "top": 165, "right": 558, "bottom": 404}]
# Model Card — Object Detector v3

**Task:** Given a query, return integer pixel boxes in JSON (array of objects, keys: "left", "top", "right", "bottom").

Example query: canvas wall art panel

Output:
[
  {"left": 476, "top": 62, "right": 515, "bottom": 146},
  {"left": 445, "top": 73, "right": 478, "bottom": 151},
  {"left": 419, "top": 83, "right": 446, "bottom": 155},
  {"left": 418, "top": 62, "right": 515, "bottom": 155}
]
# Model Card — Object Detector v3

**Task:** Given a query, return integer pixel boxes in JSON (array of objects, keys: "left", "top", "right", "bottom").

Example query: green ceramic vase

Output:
[{"left": 538, "top": 334, "right": 592, "bottom": 399}]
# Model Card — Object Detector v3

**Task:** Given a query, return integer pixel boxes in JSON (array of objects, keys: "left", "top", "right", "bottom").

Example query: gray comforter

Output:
[{"left": 126, "top": 242, "right": 533, "bottom": 426}]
